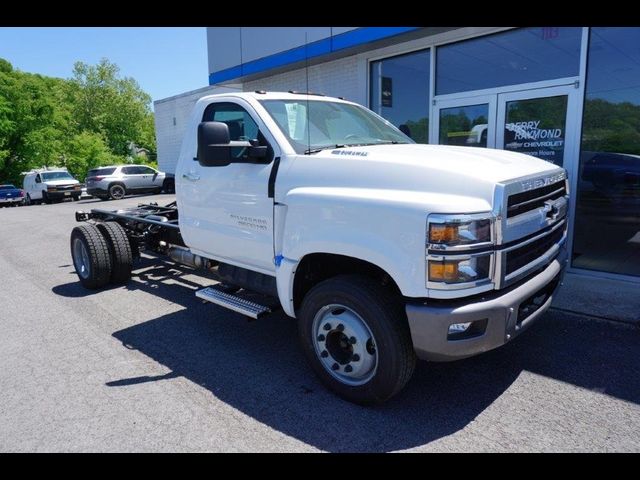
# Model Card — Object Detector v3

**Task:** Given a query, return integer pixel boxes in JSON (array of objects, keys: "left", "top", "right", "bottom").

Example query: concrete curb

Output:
[{"left": 552, "top": 272, "right": 640, "bottom": 325}]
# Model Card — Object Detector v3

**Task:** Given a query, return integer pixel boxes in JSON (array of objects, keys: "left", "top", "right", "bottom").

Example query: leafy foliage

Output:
[{"left": 0, "top": 58, "right": 156, "bottom": 184}]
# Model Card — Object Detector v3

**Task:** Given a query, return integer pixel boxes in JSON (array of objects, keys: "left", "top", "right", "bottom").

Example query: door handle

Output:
[{"left": 182, "top": 173, "right": 200, "bottom": 181}]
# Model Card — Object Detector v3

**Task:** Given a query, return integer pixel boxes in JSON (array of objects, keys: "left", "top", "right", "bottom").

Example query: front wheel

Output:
[{"left": 298, "top": 275, "right": 416, "bottom": 405}]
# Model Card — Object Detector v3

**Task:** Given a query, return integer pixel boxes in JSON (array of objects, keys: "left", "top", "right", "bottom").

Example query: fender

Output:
[{"left": 274, "top": 187, "right": 491, "bottom": 316}]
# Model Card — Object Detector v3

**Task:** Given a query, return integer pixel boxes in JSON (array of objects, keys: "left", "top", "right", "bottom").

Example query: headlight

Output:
[
  {"left": 427, "top": 213, "right": 495, "bottom": 291},
  {"left": 428, "top": 254, "right": 492, "bottom": 284},
  {"left": 428, "top": 217, "right": 492, "bottom": 247}
]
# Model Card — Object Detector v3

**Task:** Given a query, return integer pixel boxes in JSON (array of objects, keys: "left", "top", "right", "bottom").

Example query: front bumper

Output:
[
  {"left": 46, "top": 190, "right": 81, "bottom": 199},
  {"left": 406, "top": 246, "right": 567, "bottom": 361}
]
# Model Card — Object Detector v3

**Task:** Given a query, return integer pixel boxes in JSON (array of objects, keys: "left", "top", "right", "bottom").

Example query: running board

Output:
[{"left": 196, "top": 286, "right": 272, "bottom": 319}]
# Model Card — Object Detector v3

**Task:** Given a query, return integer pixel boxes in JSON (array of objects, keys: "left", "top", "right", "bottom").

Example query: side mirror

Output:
[
  {"left": 197, "top": 121, "right": 232, "bottom": 167},
  {"left": 197, "top": 121, "right": 270, "bottom": 166},
  {"left": 248, "top": 139, "right": 268, "bottom": 160}
]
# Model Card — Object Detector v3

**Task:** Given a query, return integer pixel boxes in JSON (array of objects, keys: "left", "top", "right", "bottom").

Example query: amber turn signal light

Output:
[
  {"left": 429, "top": 224, "right": 458, "bottom": 243},
  {"left": 429, "top": 261, "right": 459, "bottom": 282}
]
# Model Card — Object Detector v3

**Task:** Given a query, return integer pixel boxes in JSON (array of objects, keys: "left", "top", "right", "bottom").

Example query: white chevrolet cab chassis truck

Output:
[{"left": 71, "top": 92, "right": 569, "bottom": 404}]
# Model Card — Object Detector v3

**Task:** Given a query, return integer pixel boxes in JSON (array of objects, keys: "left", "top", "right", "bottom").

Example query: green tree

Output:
[
  {"left": 0, "top": 57, "right": 157, "bottom": 185},
  {"left": 70, "top": 58, "right": 156, "bottom": 157},
  {"left": 63, "top": 131, "right": 120, "bottom": 181}
]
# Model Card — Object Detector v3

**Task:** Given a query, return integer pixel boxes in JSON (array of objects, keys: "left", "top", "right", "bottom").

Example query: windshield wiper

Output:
[
  {"left": 366, "top": 140, "right": 402, "bottom": 145},
  {"left": 304, "top": 144, "right": 346, "bottom": 155},
  {"left": 343, "top": 140, "right": 405, "bottom": 147}
]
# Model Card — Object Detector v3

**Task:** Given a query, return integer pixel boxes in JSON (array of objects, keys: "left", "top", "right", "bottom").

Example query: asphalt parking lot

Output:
[{"left": 0, "top": 194, "right": 639, "bottom": 452}]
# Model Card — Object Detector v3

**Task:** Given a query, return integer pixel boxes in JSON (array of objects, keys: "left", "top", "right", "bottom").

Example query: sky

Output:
[{"left": 0, "top": 27, "right": 208, "bottom": 106}]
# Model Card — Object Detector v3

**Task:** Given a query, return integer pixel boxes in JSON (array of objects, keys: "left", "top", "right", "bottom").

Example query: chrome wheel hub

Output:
[
  {"left": 312, "top": 304, "right": 377, "bottom": 386},
  {"left": 72, "top": 238, "right": 91, "bottom": 279}
]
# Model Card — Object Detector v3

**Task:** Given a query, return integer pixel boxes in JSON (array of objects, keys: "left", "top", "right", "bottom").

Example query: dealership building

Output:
[{"left": 154, "top": 26, "right": 640, "bottom": 282}]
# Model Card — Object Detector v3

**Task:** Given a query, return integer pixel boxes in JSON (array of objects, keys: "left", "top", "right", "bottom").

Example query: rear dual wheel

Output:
[{"left": 70, "top": 222, "right": 133, "bottom": 289}]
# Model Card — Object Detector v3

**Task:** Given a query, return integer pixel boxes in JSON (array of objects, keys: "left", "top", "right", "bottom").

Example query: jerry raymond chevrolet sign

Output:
[{"left": 504, "top": 120, "right": 565, "bottom": 165}]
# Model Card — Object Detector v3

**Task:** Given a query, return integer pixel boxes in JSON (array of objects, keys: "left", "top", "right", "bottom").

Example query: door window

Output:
[
  {"left": 502, "top": 95, "right": 568, "bottom": 166},
  {"left": 203, "top": 102, "right": 261, "bottom": 160},
  {"left": 438, "top": 104, "right": 489, "bottom": 147}
]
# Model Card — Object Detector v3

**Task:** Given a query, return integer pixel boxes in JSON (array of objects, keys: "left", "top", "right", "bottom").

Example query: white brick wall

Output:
[
  {"left": 154, "top": 85, "right": 241, "bottom": 174},
  {"left": 243, "top": 55, "right": 363, "bottom": 104}
]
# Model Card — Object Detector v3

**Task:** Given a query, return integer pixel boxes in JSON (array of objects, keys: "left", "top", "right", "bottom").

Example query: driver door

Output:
[{"left": 178, "top": 101, "right": 277, "bottom": 274}]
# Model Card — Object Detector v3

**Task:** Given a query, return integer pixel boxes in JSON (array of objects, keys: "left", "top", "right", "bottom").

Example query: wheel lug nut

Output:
[
  {"left": 331, "top": 363, "right": 340, "bottom": 371},
  {"left": 323, "top": 323, "right": 331, "bottom": 331},
  {"left": 321, "top": 350, "right": 328, "bottom": 358},
  {"left": 352, "top": 354, "right": 360, "bottom": 362},
  {"left": 336, "top": 324, "right": 344, "bottom": 332},
  {"left": 349, "top": 336, "right": 356, "bottom": 344},
  {"left": 317, "top": 334, "right": 325, "bottom": 341},
  {"left": 344, "top": 365, "right": 353, "bottom": 373}
]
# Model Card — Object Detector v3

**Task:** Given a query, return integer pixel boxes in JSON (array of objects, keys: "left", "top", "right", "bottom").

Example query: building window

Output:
[
  {"left": 573, "top": 27, "right": 640, "bottom": 277},
  {"left": 436, "top": 27, "right": 582, "bottom": 96},
  {"left": 370, "top": 49, "right": 430, "bottom": 143}
]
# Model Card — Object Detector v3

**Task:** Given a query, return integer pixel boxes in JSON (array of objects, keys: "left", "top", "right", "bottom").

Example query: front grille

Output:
[
  {"left": 507, "top": 180, "right": 566, "bottom": 218},
  {"left": 505, "top": 226, "right": 564, "bottom": 275},
  {"left": 55, "top": 185, "right": 78, "bottom": 191}
]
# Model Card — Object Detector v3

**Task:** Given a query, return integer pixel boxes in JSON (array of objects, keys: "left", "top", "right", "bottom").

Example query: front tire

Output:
[
  {"left": 70, "top": 224, "right": 113, "bottom": 289},
  {"left": 298, "top": 275, "right": 416, "bottom": 405}
]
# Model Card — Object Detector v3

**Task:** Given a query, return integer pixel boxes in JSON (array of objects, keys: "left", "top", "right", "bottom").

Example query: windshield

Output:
[
  {"left": 259, "top": 99, "right": 413, "bottom": 154},
  {"left": 0, "top": 185, "right": 17, "bottom": 190},
  {"left": 41, "top": 171, "right": 74, "bottom": 181}
]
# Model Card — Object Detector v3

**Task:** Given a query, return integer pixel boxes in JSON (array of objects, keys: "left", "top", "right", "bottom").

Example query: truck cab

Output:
[{"left": 72, "top": 92, "right": 569, "bottom": 404}]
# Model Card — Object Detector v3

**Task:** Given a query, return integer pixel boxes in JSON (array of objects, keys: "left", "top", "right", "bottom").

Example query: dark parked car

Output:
[{"left": 0, "top": 184, "right": 25, "bottom": 207}]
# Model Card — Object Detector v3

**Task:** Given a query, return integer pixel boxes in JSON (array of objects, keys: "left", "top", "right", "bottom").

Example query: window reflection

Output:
[
  {"left": 439, "top": 104, "right": 489, "bottom": 147},
  {"left": 574, "top": 27, "right": 640, "bottom": 276},
  {"left": 436, "top": 27, "right": 582, "bottom": 95},
  {"left": 370, "top": 49, "right": 430, "bottom": 143},
  {"left": 503, "top": 96, "right": 568, "bottom": 166}
]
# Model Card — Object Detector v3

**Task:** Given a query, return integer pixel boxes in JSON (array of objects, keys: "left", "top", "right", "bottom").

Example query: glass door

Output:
[{"left": 496, "top": 85, "right": 580, "bottom": 169}]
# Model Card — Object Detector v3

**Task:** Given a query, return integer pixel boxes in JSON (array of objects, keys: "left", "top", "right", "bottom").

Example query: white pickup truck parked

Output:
[{"left": 70, "top": 91, "right": 569, "bottom": 404}]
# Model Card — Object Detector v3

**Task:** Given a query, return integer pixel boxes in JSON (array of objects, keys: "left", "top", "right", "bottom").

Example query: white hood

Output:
[{"left": 286, "top": 144, "right": 563, "bottom": 209}]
